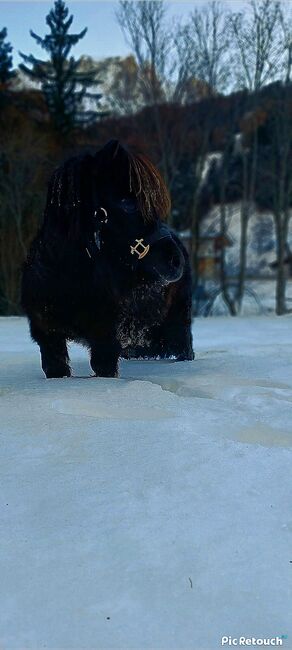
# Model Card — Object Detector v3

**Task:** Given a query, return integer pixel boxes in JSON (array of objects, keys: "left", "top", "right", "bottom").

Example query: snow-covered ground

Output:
[{"left": 1, "top": 315, "right": 292, "bottom": 650}]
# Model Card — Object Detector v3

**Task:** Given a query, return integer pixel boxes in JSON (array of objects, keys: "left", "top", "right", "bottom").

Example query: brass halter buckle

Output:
[{"left": 130, "top": 238, "right": 150, "bottom": 260}]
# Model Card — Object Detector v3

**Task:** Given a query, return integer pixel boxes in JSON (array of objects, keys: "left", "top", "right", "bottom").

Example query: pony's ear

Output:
[
  {"left": 95, "top": 140, "right": 132, "bottom": 197},
  {"left": 102, "top": 139, "right": 122, "bottom": 160},
  {"left": 101, "top": 140, "right": 132, "bottom": 170}
]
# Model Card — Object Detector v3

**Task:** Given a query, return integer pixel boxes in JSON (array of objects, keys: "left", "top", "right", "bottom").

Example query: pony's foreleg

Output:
[
  {"left": 161, "top": 320, "right": 194, "bottom": 361},
  {"left": 30, "top": 322, "right": 71, "bottom": 378},
  {"left": 89, "top": 333, "right": 120, "bottom": 378},
  {"left": 158, "top": 291, "right": 194, "bottom": 361}
]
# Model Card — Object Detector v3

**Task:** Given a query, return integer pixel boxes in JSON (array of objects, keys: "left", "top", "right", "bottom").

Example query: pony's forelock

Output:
[{"left": 127, "top": 152, "right": 171, "bottom": 223}]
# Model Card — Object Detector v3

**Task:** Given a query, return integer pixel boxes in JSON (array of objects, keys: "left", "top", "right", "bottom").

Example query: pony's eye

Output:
[{"left": 121, "top": 198, "right": 137, "bottom": 214}]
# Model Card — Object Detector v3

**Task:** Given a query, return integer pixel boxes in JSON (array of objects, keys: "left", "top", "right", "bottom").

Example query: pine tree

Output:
[
  {"left": 19, "top": 0, "right": 103, "bottom": 135},
  {"left": 0, "top": 28, "right": 15, "bottom": 85}
]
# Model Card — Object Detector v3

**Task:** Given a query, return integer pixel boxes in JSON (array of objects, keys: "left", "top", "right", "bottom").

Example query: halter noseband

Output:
[{"left": 86, "top": 205, "right": 172, "bottom": 263}]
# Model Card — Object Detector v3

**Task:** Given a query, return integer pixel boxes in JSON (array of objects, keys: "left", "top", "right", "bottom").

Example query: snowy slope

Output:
[
  {"left": 200, "top": 151, "right": 292, "bottom": 279},
  {"left": 200, "top": 201, "right": 292, "bottom": 277},
  {"left": 1, "top": 316, "right": 292, "bottom": 650}
]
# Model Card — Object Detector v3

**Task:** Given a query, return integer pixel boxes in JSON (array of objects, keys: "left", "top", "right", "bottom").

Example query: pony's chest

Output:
[{"left": 117, "top": 284, "right": 165, "bottom": 349}]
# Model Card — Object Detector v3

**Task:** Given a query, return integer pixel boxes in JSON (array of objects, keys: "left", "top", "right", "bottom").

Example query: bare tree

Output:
[
  {"left": 174, "top": 0, "right": 231, "bottom": 102},
  {"left": 279, "top": 2, "right": 292, "bottom": 84},
  {"left": 117, "top": 1, "right": 176, "bottom": 191},
  {"left": 175, "top": 2, "right": 232, "bottom": 287},
  {"left": 116, "top": 1, "right": 172, "bottom": 105},
  {"left": 258, "top": 89, "right": 292, "bottom": 315},
  {"left": 229, "top": 0, "right": 282, "bottom": 92},
  {"left": 116, "top": 1, "right": 233, "bottom": 239},
  {"left": 116, "top": 0, "right": 200, "bottom": 218},
  {"left": 226, "top": 0, "right": 283, "bottom": 312},
  {"left": 235, "top": 112, "right": 261, "bottom": 312}
]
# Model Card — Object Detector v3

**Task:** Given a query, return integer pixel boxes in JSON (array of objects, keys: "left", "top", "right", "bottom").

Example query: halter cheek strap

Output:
[{"left": 85, "top": 207, "right": 108, "bottom": 258}]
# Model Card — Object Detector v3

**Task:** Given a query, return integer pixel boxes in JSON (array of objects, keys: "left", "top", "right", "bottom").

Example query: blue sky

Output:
[{"left": 1, "top": 1, "right": 247, "bottom": 67}]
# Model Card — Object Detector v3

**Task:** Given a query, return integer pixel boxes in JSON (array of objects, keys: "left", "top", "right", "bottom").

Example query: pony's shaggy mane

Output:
[{"left": 45, "top": 142, "right": 171, "bottom": 232}]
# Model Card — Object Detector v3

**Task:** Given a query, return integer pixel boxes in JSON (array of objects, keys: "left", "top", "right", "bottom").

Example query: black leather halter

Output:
[{"left": 85, "top": 202, "right": 172, "bottom": 263}]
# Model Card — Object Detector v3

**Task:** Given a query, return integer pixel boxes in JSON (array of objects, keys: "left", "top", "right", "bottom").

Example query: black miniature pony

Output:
[{"left": 22, "top": 140, "right": 194, "bottom": 378}]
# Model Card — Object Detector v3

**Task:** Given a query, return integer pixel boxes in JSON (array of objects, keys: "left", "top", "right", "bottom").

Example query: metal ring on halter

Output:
[
  {"left": 129, "top": 227, "right": 172, "bottom": 261},
  {"left": 130, "top": 239, "right": 150, "bottom": 260},
  {"left": 94, "top": 207, "right": 108, "bottom": 224}
]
